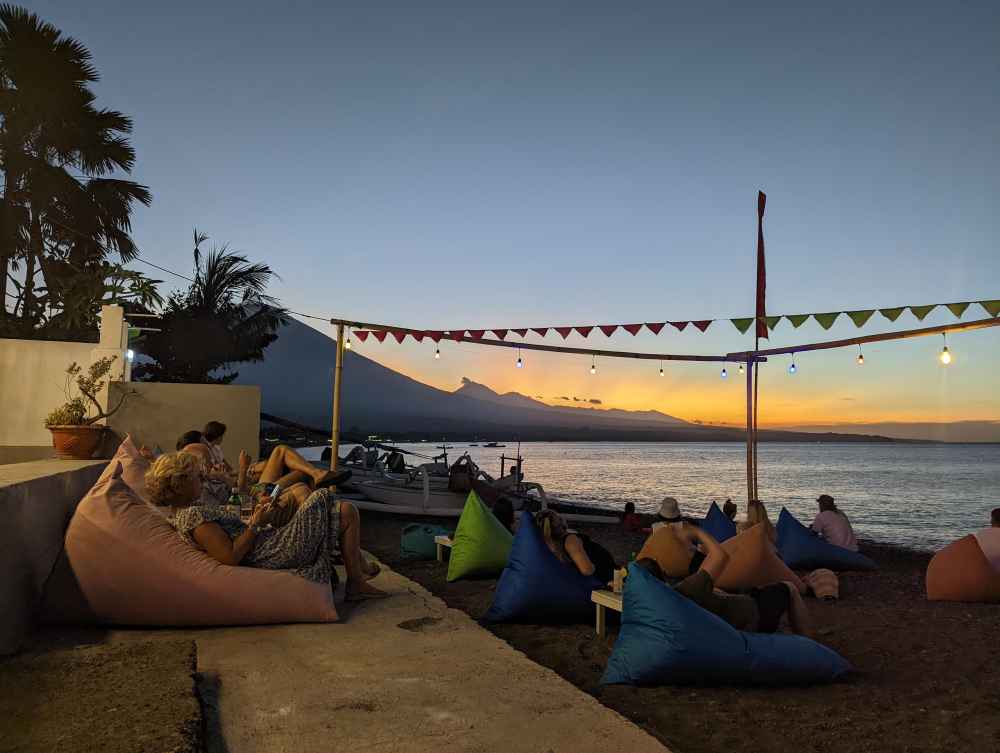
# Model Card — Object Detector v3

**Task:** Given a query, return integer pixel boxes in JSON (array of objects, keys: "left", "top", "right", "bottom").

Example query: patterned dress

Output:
[{"left": 172, "top": 488, "right": 342, "bottom": 585}]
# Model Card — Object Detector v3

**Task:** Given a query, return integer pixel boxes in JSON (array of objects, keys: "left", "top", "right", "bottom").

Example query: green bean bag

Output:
[{"left": 446, "top": 491, "right": 513, "bottom": 581}]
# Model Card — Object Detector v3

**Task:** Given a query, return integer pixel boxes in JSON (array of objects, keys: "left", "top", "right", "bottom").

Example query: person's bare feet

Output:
[
  {"left": 362, "top": 558, "right": 381, "bottom": 580},
  {"left": 345, "top": 581, "right": 389, "bottom": 601}
]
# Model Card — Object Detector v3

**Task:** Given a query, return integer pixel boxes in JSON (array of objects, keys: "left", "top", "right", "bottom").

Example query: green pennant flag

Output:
[
  {"left": 945, "top": 302, "right": 970, "bottom": 318},
  {"left": 909, "top": 304, "right": 937, "bottom": 321},
  {"left": 846, "top": 310, "right": 875, "bottom": 327},
  {"left": 879, "top": 307, "right": 904, "bottom": 322},
  {"left": 128, "top": 327, "right": 141, "bottom": 339},
  {"left": 731, "top": 318, "right": 754, "bottom": 334},
  {"left": 765, "top": 315, "right": 782, "bottom": 330},
  {"left": 979, "top": 300, "right": 1000, "bottom": 317},
  {"left": 813, "top": 312, "right": 840, "bottom": 330},
  {"left": 785, "top": 314, "right": 810, "bottom": 328}
]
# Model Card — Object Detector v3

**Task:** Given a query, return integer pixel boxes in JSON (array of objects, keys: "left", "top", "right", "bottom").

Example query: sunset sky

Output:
[{"left": 37, "top": 1, "right": 1000, "bottom": 429}]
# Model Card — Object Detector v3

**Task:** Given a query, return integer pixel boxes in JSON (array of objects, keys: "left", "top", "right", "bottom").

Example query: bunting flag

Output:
[
  {"left": 755, "top": 191, "right": 768, "bottom": 340},
  {"left": 692, "top": 320, "right": 712, "bottom": 332},
  {"left": 813, "top": 312, "right": 840, "bottom": 330},
  {"left": 492, "top": 329, "right": 508, "bottom": 339},
  {"left": 599, "top": 325, "right": 619, "bottom": 337},
  {"left": 426, "top": 331, "right": 444, "bottom": 342},
  {"left": 354, "top": 330, "right": 370, "bottom": 342},
  {"left": 945, "top": 303, "right": 969, "bottom": 318},
  {"left": 513, "top": 328, "right": 528, "bottom": 336},
  {"left": 908, "top": 304, "right": 936, "bottom": 321},
  {"left": 411, "top": 332, "right": 424, "bottom": 342},
  {"left": 981, "top": 300, "right": 1000, "bottom": 317},
  {"left": 530, "top": 327, "right": 548, "bottom": 337},
  {"left": 575, "top": 326, "right": 594, "bottom": 337},
  {"left": 846, "top": 310, "right": 875, "bottom": 327},
  {"left": 765, "top": 315, "right": 782, "bottom": 330},
  {"left": 645, "top": 322, "right": 666, "bottom": 335},
  {"left": 468, "top": 330, "right": 485, "bottom": 339},
  {"left": 786, "top": 314, "right": 810, "bottom": 328},
  {"left": 554, "top": 327, "right": 573, "bottom": 339},
  {"left": 731, "top": 318, "right": 754, "bottom": 334},
  {"left": 449, "top": 330, "right": 465, "bottom": 341},
  {"left": 391, "top": 330, "right": 407, "bottom": 344},
  {"left": 622, "top": 323, "right": 644, "bottom": 335},
  {"left": 371, "top": 331, "right": 387, "bottom": 343},
  {"left": 879, "top": 307, "right": 904, "bottom": 322},
  {"left": 670, "top": 321, "right": 689, "bottom": 332}
]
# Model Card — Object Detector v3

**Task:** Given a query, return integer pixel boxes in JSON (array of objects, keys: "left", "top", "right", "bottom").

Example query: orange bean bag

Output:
[
  {"left": 716, "top": 523, "right": 806, "bottom": 594},
  {"left": 926, "top": 532, "right": 1000, "bottom": 602},
  {"left": 636, "top": 525, "right": 693, "bottom": 578}
]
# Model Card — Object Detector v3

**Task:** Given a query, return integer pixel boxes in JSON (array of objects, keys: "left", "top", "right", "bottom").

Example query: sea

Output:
[{"left": 301, "top": 441, "right": 1000, "bottom": 551}]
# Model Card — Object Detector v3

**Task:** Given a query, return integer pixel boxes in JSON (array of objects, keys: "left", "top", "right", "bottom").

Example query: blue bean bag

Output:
[
  {"left": 602, "top": 563, "right": 852, "bottom": 686},
  {"left": 483, "top": 512, "right": 604, "bottom": 623},
  {"left": 700, "top": 501, "right": 737, "bottom": 543},
  {"left": 776, "top": 508, "right": 877, "bottom": 572}
]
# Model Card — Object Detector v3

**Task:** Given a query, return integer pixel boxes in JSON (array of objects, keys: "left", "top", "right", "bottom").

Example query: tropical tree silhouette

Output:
[
  {"left": 133, "top": 230, "right": 288, "bottom": 384},
  {"left": 0, "top": 4, "right": 157, "bottom": 338}
]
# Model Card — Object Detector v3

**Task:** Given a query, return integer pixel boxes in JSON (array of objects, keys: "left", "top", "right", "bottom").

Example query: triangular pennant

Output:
[
  {"left": 691, "top": 320, "right": 712, "bottom": 332},
  {"left": 599, "top": 325, "right": 618, "bottom": 337},
  {"left": 354, "top": 330, "right": 370, "bottom": 342},
  {"left": 492, "top": 329, "right": 508, "bottom": 340},
  {"left": 845, "top": 310, "right": 875, "bottom": 327},
  {"left": 449, "top": 330, "right": 465, "bottom": 341},
  {"left": 410, "top": 332, "right": 424, "bottom": 343},
  {"left": 530, "top": 327, "right": 549, "bottom": 337},
  {"left": 669, "top": 321, "right": 689, "bottom": 332},
  {"left": 426, "top": 331, "right": 444, "bottom": 343},
  {"left": 908, "top": 305, "right": 936, "bottom": 321},
  {"left": 979, "top": 300, "right": 1000, "bottom": 317},
  {"left": 512, "top": 328, "right": 528, "bottom": 337},
  {"left": 622, "top": 323, "right": 643, "bottom": 335},
  {"left": 391, "top": 330, "right": 407, "bottom": 344},
  {"left": 813, "top": 312, "right": 840, "bottom": 330},
  {"left": 730, "top": 318, "right": 753, "bottom": 334},
  {"left": 765, "top": 315, "right": 782, "bottom": 330},
  {"left": 371, "top": 330, "right": 388, "bottom": 342},
  {"left": 574, "top": 326, "right": 594, "bottom": 338},
  {"left": 645, "top": 322, "right": 665, "bottom": 335},
  {"left": 785, "top": 314, "right": 809, "bottom": 328},
  {"left": 879, "top": 307, "right": 904, "bottom": 322},
  {"left": 467, "top": 330, "right": 485, "bottom": 339},
  {"left": 554, "top": 327, "right": 573, "bottom": 339},
  {"left": 945, "top": 302, "right": 970, "bottom": 318}
]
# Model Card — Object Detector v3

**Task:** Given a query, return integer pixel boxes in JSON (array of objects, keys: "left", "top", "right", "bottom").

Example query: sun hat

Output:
[{"left": 657, "top": 497, "right": 682, "bottom": 522}]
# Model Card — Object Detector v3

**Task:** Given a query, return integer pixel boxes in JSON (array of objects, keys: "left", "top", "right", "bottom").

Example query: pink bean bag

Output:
[
  {"left": 926, "top": 531, "right": 1000, "bottom": 603},
  {"left": 96, "top": 434, "right": 151, "bottom": 502},
  {"left": 40, "top": 465, "right": 339, "bottom": 626}
]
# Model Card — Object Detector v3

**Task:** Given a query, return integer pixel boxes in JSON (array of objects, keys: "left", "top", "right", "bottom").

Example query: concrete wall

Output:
[{"left": 109, "top": 382, "right": 262, "bottom": 462}]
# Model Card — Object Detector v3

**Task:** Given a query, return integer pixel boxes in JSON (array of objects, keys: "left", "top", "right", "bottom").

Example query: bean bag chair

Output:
[
  {"left": 700, "top": 501, "right": 737, "bottom": 543},
  {"left": 40, "top": 464, "right": 339, "bottom": 626},
  {"left": 635, "top": 525, "right": 694, "bottom": 578},
  {"left": 776, "top": 508, "right": 877, "bottom": 572},
  {"left": 96, "top": 434, "right": 151, "bottom": 503},
  {"left": 602, "top": 563, "right": 852, "bottom": 686},
  {"left": 446, "top": 491, "right": 513, "bottom": 581},
  {"left": 716, "top": 523, "right": 806, "bottom": 594},
  {"left": 926, "top": 530, "right": 1000, "bottom": 602},
  {"left": 483, "top": 512, "right": 604, "bottom": 623},
  {"left": 400, "top": 523, "right": 453, "bottom": 560}
]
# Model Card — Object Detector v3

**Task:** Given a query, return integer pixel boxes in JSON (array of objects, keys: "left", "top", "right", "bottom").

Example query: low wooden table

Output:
[
  {"left": 434, "top": 535, "right": 454, "bottom": 562},
  {"left": 591, "top": 590, "right": 623, "bottom": 638}
]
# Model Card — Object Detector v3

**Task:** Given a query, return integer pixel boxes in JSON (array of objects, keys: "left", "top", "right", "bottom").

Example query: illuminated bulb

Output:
[
  {"left": 721, "top": 367, "right": 728, "bottom": 379},
  {"left": 659, "top": 366, "right": 664, "bottom": 377},
  {"left": 940, "top": 346, "right": 951, "bottom": 365},
  {"left": 857, "top": 353, "right": 864, "bottom": 365},
  {"left": 126, "top": 349, "right": 135, "bottom": 361},
  {"left": 516, "top": 356, "right": 523, "bottom": 368},
  {"left": 788, "top": 362, "right": 797, "bottom": 375},
  {"left": 345, "top": 337, "right": 352, "bottom": 350},
  {"left": 434, "top": 347, "right": 440, "bottom": 359},
  {"left": 590, "top": 362, "right": 596, "bottom": 375},
  {"left": 738, "top": 363, "right": 744, "bottom": 375}
]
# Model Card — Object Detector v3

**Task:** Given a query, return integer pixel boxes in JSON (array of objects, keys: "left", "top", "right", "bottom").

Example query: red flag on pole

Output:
[{"left": 755, "top": 191, "right": 768, "bottom": 340}]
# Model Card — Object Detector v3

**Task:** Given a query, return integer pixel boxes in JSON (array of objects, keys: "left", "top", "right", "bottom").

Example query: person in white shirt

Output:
[
  {"left": 202, "top": 420, "right": 230, "bottom": 470},
  {"left": 811, "top": 494, "right": 858, "bottom": 552}
]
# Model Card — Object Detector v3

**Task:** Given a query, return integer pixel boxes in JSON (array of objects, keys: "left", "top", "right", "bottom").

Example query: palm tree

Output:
[
  {"left": 0, "top": 4, "right": 153, "bottom": 336},
  {"left": 133, "top": 231, "right": 289, "bottom": 384}
]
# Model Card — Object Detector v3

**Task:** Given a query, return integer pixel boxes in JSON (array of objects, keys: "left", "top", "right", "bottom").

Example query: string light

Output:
[
  {"left": 344, "top": 327, "right": 352, "bottom": 350},
  {"left": 788, "top": 355, "right": 797, "bottom": 375},
  {"left": 939, "top": 333, "right": 951, "bottom": 365},
  {"left": 516, "top": 348, "right": 523, "bottom": 368},
  {"left": 659, "top": 361, "right": 664, "bottom": 377},
  {"left": 590, "top": 357, "right": 597, "bottom": 375},
  {"left": 856, "top": 344, "right": 863, "bottom": 365},
  {"left": 738, "top": 362, "right": 745, "bottom": 375},
  {"left": 721, "top": 366, "right": 728, "bottom": 379},
  {"left": 434, "top": 346, "right": 440, "bottom": 359}
]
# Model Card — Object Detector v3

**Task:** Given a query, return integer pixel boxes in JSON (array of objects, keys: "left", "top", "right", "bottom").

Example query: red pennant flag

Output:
[
  {"left": 468, "top": 330, "right": 485, "bottom": 339},
  {"left": 513, "top": 328, "right": 528, "bottom": 337},
  {"left": 492, "top": 329, "right": 508, "bottom": 340},
  {"left": 645, "top": 322, "right": 666, "bottom": 335},
  {"left": 756, "top": 191, "right": 768, "bottom": 340},
  {"left": 691, "top": 320, "right": 712, "bottom": 332},
  {"left": 554, "top": 327, "right": 573, "bottom": 339},
  {"left": 574, "top": 326, "right": 594, "bottom": 337},
  {"left": 426, "top": 331, "right": 444, "bottom": 342},
  {"left": 410, "top": 332, "right": 424, "bottom": 342},
  {"left": 669, "top": 321, "right": 689, "bottom": 332},
  {"left": 391, "top": 330, "right": 407, "bottom": 344},
  {"left": 371, "top": 330, "right": 387, "bottom": 343},
  {"left": 531, "top": 327, "right": 549, "bottom": 337},
  {"left": 354, "top": 330, "right": 370, "bottom": 342},
  {"left": 599, "top": 325, "right": 618, "bottom": 337},
  {"left": 622, "top": 323, "right": 643, "bottom": 336},
  {"left": 449, "top": 330, "right": 465, "bottom": 341}
]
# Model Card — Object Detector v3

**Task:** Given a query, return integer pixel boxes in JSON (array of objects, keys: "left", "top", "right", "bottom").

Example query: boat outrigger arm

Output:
[{"left": 327, "top": 315, "right": 1000, "bottom": 506}]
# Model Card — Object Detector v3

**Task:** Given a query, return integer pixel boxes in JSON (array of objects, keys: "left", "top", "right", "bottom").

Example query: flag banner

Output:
[
  {"left": 449, "top": 331, "right": 465, "bottom": 341},
  {"left": 411, "top": 332, "right": 425, "bottom": 342},
  {"left": 846, "top": 310, "right": 875, "bottom": 327},
  {"left": 645, "top": 322, "right": 666, "bottom": 335},
  {"left": 979, "top": 300, "right": 1000, "bottom": 317},
  {"left": 945, "top": 303, "right": 970, "bottom": 318},
  {"left": 786, "top": 314, "right": 810, "bottom": 328},
  {"left": 512, "top": 328, "right": 528, "bottom": 336},
  {"left": 354, "top": 330, "right": 370, "bottom": 342},
  {"left": 372, "top": 331, "right": 387, "bottom": 342},
  {"left": 468, "top": 330, "right": 485, "bottom": 339},
  {"left": 391, "top": 330, "right": 407, "bottom": 344},
  {"left": 879, "top": 307, "right": 904, "bottom": 322},
  {"left": 530, "top": 327, "right": 548, "bottom": 337},
  {"left": 575, "top": 326, "right": 594, "bottom": 337},
  {"left": 670, "top": 321, "right": 689, "bottom": 332},
  {"left": 554, "top": 327, "right": 573, "bottom": 339},
  {"left": 755, "top": 191, "right": 768, "bottom": 340},
  {"left": 908, "top": 305, "right": 936, "bottom": 321},
  {"left": 813, "top": 312, "right": 840, "bottom": 330},
  {"left": 765, "top": 315, "right": 782, "bottom": 330},
  {"left": 731, "top": 318, "right": 754, "bottom": 334},
  {"left": 492, "top": 329, "right": 508, "bottom": 340},
  {"left": 622, "top": 323, "right": 644, "bottom": 335},
  {"left": 599, "top": 325, "right": 619, "bottom": 337},
  {"left": 692, "top": 320, "right": 712, "bottom": 332},
  {"left": 426, "top": 331, "right": 444, "bottom": 342}
]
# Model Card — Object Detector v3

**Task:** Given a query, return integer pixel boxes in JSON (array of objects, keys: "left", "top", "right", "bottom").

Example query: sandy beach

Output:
[{"left": 361, "top": 512, "right": 1000, "bottom": 753}]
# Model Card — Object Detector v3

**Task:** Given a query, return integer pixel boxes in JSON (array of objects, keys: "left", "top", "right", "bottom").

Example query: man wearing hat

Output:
[{"left": 651, "top": 497, "right": 684, "bottom": 531}]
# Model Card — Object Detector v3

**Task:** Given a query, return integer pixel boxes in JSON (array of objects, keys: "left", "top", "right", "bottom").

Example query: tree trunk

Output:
[{"left": 21, "top": 211, "right": 42, "bottom": 323}]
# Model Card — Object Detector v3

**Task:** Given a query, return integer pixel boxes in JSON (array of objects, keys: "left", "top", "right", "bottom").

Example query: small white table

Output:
[
  {"left": 434, "top": 535, "right": 454, "bottom": 562},
  {"left": 591, "top": 590, "right": 623, "bottom": 638}
]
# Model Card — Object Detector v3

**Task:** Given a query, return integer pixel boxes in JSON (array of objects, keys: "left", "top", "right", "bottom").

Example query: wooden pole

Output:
[
  {"left": 752, "top": 361, "right": 759, "bottom": 501},
  {"left": 745, "top": 358, "right": 754, "bottom": 506},
  {"left": 330, "top": 323, "right": 346, "bottom": 473}
]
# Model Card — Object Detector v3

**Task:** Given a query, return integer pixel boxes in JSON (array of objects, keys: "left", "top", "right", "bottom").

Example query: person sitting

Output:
[
  {"left": 492, "top": 496, "right": 515, "bottom": 533},
  {"left": 620, "top": 502, "right": 644, "bottom": 532},
  {"left": 536, "top": 510, "right": 617, "bottom": 585},
  {"left": 176, "top": 430, "right": 203, "bottom": 451},
  {"left": 991, "top": 508, "right": 1000, "bottom": 528},
  {"left": 244, "top": 444, "right": 350, "bottom": 492},
  {"left": 738, "top": 499, "right": 777, "bottom": 544},
  {"left": 635, "top": 524, "right": 812, "bottom": 637},
  {"left": 493, "top": 466, "right": 521, "bottom": 491},
  {"left": 146, "top": 452, "right": 385, "bottom": 601},
  {"left": 811, "top": 494, "right": 858, "bottom": 551},
  {"left": 202, "top": 420, "right": 231, "bottom": 471},
  {"left": 722, "top": 498, "right": 738, "bottom": 521},
  {"left": 651, "top": 497, "right": 685, "bottom": 531}
]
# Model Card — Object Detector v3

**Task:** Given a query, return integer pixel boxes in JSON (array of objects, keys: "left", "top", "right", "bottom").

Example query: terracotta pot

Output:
[{"left": 48, "top": 425, "right": 106, "bottom": 460}]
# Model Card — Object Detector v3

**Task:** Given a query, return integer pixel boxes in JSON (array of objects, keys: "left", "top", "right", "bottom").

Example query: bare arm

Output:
[
  {"left": 191, "top": 505, "right": 273, "bottom": 566},
  {"left": 677, "top": 524, "right": 729, "bottom": 581},
  {"left": 564, "top": 534, "right": 595, "bottom": 577}
]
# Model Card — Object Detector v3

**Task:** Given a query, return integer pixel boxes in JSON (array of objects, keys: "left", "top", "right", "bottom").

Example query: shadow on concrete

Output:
[{"left": 197, "top": 670, "right": 230, "bottom": 753}]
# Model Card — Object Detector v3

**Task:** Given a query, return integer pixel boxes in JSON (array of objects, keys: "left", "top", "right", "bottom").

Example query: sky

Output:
[{"left": 34, "top": 0, "right": 1000, "bottom": 429}]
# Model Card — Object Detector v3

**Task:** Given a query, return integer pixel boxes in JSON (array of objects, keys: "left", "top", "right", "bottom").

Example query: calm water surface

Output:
[{"left": 314, "top": 442, "right": 999, "bottom": 551}]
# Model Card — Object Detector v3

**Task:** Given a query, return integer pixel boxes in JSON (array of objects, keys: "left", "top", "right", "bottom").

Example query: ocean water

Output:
[{"left": 308, "top": 441, "right": 1000, "bottom": 551}]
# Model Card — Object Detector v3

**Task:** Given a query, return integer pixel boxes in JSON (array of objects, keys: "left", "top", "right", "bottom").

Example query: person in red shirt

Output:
[{"left": 620, "top": 502, "right": 644, "bottom": 532}]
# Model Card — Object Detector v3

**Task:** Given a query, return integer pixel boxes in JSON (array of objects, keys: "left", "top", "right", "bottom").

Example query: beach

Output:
[{"left": 360, "top": 512, "right": 1000, "bottom": 753}]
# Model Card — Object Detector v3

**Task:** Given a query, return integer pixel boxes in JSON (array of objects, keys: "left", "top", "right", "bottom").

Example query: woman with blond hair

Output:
[
  {"left": 536, "top": 510, "right": 617, "bottom": 584},
  {"left": 145, "top": 452, "right": 385, "bottom": 601}
]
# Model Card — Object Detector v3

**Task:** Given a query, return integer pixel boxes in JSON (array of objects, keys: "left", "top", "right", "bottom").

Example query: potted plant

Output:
[{"left": 44, "top": 356, "right": 129, "bottom": 459}]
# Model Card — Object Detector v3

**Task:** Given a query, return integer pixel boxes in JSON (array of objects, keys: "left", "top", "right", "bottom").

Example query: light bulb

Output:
[
  {"left": 590, "top": 363, "right": 596, "bottom": 375},
  {"left": 788, "top": 362, "right": 797, "bottom": 375},
  {"left": 434, "top": 347, "right": 440, "bottom": 359},
  {"left": 516, "top": 356, "right": 523, "bottom": 368},
  {"left": 721, "top": 367, "right": 728, "bottom": 379},
  {"left": 659, "top": 366, "right": 664, "bottom": 377},
  {"left": 940, "top": 346, "right": 951, "bottom": 365},
  {"left": 738, "top": 363, "right": 744, "bottom": 375},
  {"left": 126, "top": 349, "right": 135, "bottom": 361},
  {"left": 857, "top": 353, "right": 863, "bottom": 365},
  {"left": 345, "top": 338, "right": 352, "bottom": 350}
]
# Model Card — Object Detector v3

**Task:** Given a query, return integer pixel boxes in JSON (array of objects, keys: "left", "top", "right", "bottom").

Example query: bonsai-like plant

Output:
[{"left": 44, "top": 356, "right": 129, "bottom": 427}]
